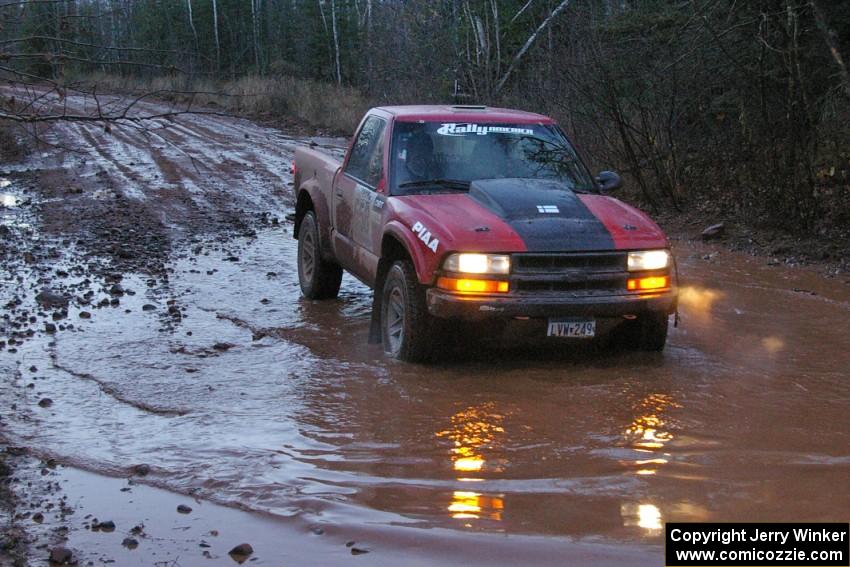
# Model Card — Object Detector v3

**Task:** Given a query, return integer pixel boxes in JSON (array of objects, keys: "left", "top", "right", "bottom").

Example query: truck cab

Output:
[{"left": 292, "top": 105, "right": 677, "bottom": 362}]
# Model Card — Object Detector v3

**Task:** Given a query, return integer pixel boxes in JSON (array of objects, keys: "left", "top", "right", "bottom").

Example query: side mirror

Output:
[{"left": 596, "top": 171, "right": 622, "bottom": 192}]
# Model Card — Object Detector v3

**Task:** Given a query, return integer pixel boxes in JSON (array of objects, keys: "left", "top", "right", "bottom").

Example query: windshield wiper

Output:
[{"left": 398, "top": 178, "right": 471, "bottom": 190}]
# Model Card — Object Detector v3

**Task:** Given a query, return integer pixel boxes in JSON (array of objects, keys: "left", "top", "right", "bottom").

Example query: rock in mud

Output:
[
  {"left": 38, "top": 398, "right": 53, "bottom": 408},
  {"left": 176, "top": 504, "right": 192, "bottom": 514},
  {"left": 49, "top": 546, "right": 73, "bottom": 564},
  {"left": 94, "top": 519, "right": 115, "bottom": 532},
  {"left": 131, "top": 463, "right": 151, "bottom": 477},
  {"left": 109, "top": 284, "right": 124, "bottom": 296},
  {"left": 78, "top": 311, "right": 91, "bottom": 319},
  {"left": 122, "top": 537, "right": 138, "bottom": 549},
  {"left": 228, "top": 543, "right": 254, "bottom": 563},
  {"left": 345, "top": 540, "right": 370, "bottom": 554},
  {"left": 36, "top": 289, "right": 70, "bottom": 309},
  {"left": 142, "top": 304, "right": 157, "bottom": 311},
  {"left": 44, "top": 323, "right": 57, "bottom": 333},
  {"left": 701, "top": 222, "right": 725, "bottom": 240}
]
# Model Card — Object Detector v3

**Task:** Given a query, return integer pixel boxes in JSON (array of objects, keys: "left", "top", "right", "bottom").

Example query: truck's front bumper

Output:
[{"left": 426, "top": 289, "right": 678, "bottom": 321}]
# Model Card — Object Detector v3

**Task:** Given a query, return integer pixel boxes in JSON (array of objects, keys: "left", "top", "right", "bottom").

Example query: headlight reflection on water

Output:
[
  {"left": 621, "top": 502, "right": 664, "bottom": 532},
  {"left": 448, "top": 491, "right": 505, "bottom": 521},
  {"left": 437, "top": 403, "right": 506, "bottom": 523}
]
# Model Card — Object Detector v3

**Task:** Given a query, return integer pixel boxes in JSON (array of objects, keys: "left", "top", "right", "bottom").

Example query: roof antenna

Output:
[{"left": 452, "top": 79, "right": 474, "bottom": 104}]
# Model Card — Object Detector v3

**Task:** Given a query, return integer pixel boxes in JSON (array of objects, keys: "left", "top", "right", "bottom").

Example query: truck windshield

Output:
[{"left": 390, "top": 121, "right": 596, "bottom": 195}]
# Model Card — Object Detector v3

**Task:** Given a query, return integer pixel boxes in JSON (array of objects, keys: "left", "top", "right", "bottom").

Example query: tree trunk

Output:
[
  {"left": 331, "top": 0, "right": 342, "bottom": 85},
  {"left": 491, "top": 0, "right": 500, "bottom": 80},
  {"left": 212, "top": 0, "right": 220, "bottom": 71},
  {"left": 366, "top": 0, "right": 372, "bottom": 78},
  {"left": 251, "top": 0, "right": 261, "bottom": 72},
  {"left": 810, "top": 0, "right": 850, "bottom": 98},
  {"left": 186, "top": 0, "right": 198, "bottom": 73}
]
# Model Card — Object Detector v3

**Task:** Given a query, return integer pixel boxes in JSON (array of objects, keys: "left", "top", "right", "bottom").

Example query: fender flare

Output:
[
  {"left": 368, "top": 221, "right": 435, "bottom": 345},
  {"left": 382, "top": 220, "right": 434, "bottom": 285},
  {"left": 295, "top": 181, "right": 334, "bottom": 260}
]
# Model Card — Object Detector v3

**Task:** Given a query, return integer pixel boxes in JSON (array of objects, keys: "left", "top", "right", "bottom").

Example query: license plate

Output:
[{"left": 547, "top": 319, "right": 596, "bottom": 338}]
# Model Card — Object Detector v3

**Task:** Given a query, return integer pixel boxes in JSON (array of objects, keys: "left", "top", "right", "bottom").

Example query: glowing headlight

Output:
[
  {"left": 443, "top": 253, "right": 511, "bottom": 275},
  {"left": 627, "top": 250, "right": 671, "bottom": 271}
]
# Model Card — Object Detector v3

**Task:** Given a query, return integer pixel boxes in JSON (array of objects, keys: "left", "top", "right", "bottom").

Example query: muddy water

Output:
[
  {"left": 6, "top": 228, "right": 850, "bottom": 556},
  {"left": 2, "top": 91, "right": 849, "bottom": 563}
]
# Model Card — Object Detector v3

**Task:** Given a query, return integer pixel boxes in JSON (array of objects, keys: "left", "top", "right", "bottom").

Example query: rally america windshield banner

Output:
[{"left": 436, "top": 123, "right": 534, "bottom": 136}]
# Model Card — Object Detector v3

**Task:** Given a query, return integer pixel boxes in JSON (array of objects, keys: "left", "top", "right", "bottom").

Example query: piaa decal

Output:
[{"left": 411, "top": 221, "right": 439, "bottom": 253}]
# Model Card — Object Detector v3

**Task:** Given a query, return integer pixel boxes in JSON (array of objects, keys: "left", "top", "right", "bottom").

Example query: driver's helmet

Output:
[{"left": 401, "top": 131, "right": 439, "bottom": 182}]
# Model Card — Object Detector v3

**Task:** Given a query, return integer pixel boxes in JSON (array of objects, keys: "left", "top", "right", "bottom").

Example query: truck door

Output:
[{"left": 333, "top": 115, "right": 387, "bottom": 280}]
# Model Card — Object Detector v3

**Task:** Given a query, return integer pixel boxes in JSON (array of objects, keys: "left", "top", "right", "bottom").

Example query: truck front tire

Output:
[
  {"left": 381, "top": 260, "right": 435, "bottom": 362},
  {"left": 297, "top": 211, "right": 342, "bottom": 299}
]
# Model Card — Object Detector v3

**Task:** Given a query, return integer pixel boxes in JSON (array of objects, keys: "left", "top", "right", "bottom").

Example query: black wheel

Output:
[
  {"left": 297, "top": 211, "right": 342, "bottom": 299},
  {"left": 381, "top": 260, "right": 435, "bottom": 362},
  {"left": 614, "top": 312, "right": 669, "bottom": 351}
]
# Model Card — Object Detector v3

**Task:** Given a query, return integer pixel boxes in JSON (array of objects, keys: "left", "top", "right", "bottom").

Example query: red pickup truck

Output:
[{"left": 292, "top": 105, "right": 677, "bottom": 361}]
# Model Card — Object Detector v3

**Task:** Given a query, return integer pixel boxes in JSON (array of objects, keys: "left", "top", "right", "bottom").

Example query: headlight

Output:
[
  {"left": 443, "top": 253, "right": 511, "bottom": 275},
  {"left": 627, "top": 250, "right": 670, "bottom": 271}
]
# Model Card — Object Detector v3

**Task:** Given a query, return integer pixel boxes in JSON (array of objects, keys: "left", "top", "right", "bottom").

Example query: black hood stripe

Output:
[{"left": 467, "top": 178, "right": 614, "bottom": 252}]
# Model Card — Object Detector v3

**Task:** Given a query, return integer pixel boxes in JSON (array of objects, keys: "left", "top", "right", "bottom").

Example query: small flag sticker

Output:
[{"left": 536, "top": 205, "right": 559, "bottom": 214}]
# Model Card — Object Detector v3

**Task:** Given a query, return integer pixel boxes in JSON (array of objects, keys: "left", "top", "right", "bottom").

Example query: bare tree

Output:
[
  {"left": 493, "top": 0, "right": 572, "bottom": 97},
  {"left": 251, "top": 0, "right": 261, "bottom": 72},
  {"left": 186, "top": 0, "right": 198, "bottom": 51},
  {"left": 810, "top": 0, "right": 850, "bottom": 97},
  {"left": 331, "top": 0, "right": 341, "bottom": 85},
  {"left": 212, "top": 0, "right": 221, "bottom": 68}
]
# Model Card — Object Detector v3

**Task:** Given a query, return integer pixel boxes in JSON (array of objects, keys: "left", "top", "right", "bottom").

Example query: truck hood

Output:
[
  {"left": 468, "top": 179, "right": 613, "bottom": 251},
  {"left": 468, "top": 178, "right": 667, "bottom": 251},
  {"left": 391, "top": 178, "right": 667, "bottom": 256}
]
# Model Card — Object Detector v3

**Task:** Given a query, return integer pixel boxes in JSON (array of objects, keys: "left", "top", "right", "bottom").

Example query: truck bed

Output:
[{"left": 293, "top": 147, "right": 342, "bottom": 195}]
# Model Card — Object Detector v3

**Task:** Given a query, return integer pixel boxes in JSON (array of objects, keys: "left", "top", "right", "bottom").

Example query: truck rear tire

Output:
[
  {"left": 297, "top": 211, "right": 342, "bottom": 299},
  {"left": 615, "top": 312, "right": 669, "bottom": 351},
  {"left": 381, "top": 260, "right": 435, "bottom": 362}
]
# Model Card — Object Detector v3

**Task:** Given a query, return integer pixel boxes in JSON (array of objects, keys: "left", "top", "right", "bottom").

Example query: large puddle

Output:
[
  {"left": 5, "top": 227, "right": 850, "bottom": 556},
  {"left": 1, "top": 94, "right": 848, "bottom": 563}
]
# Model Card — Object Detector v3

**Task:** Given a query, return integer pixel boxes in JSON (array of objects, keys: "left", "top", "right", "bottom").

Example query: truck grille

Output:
[{"left": 511, "top": 252, "right": 628, "bottom": 295}]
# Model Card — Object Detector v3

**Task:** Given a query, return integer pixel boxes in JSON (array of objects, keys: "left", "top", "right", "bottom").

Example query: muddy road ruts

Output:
[{"left": 1, "top": 89, "right": 849, "bottom": 566}]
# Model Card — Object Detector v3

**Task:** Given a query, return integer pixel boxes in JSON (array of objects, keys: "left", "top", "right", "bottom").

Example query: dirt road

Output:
[{"left": 1, "top": 91, "right": 849, "bottom": 566}]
